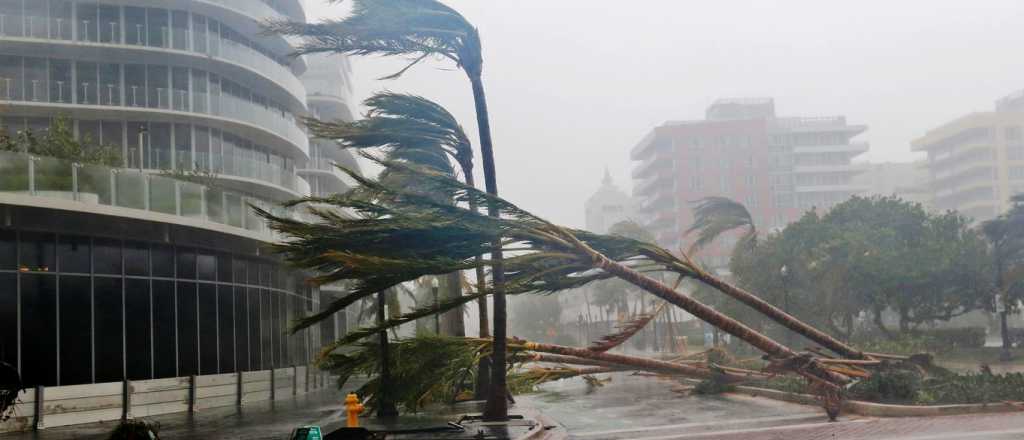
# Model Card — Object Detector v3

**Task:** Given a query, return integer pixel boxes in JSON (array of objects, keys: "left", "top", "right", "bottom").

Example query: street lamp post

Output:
[
  {"left": 780, "top": 264, "right": 792, "bottom": 348},
  {"left": 432, "top": 277, "right": 440, "bottom": 335}
]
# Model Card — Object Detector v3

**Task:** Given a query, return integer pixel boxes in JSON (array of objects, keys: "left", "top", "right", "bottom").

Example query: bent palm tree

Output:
[
  {"left": 686, "top": 196, "right": 758, "bottom": 253},
  {"left": 308, "top": 91, "right": 489, "bottom": 386},
  {"left": 268, "top": 1, "right": 510, "bottom": 418},
  {"left": 686, "top": 196, "right": 864, "bottom": 359},
  {"left": 259, "top": 158, "right": 856, "bottom": 418},
  {"left": 981, "top": 194, "right": 1024, "bottom": 360}
]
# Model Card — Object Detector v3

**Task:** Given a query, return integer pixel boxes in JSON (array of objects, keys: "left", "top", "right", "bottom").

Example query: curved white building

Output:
[{"left": 0, "top": 0, "right": 358, "bottom": 400}]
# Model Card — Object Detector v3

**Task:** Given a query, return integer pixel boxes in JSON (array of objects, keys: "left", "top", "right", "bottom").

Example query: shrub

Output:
[
  {"left": 918, "top": 327, "right": 986, "bottom": 351},
  {"left": 849, "top": 370, "right": 921, "bottom": 403}
]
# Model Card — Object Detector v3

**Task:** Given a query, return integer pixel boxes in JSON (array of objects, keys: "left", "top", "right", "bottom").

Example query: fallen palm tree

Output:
[{"left": 259, "top": 157, "right": 860, "bottom": 418}]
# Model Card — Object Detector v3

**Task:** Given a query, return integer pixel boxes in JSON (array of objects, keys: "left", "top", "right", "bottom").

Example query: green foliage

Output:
[
  {"left": 510, "top": 295, "right": 563, "bottom": 343},
  {"left": 693, "top": 377, "right": 736, "bottom": 395},
  {"left": 107, "top": 419, "right": 160, "bottom": 440},
  {"left": 0, "top": 115, "right": 121, "bottom": 167},
  {"left": 918, "top": 371, "right": 1024, "bottom": 405},
  {"left": 321, "top": 336, "right": 486, "bottom": 412},
  {"left": 849, "top": 369, "right": 922, "bottom": 403},
  {"left": 729, "top": 196, "right": 992, "bottom": 340},
  {"left": 854, "top": 327, "right": 986, "bottom": 355}
]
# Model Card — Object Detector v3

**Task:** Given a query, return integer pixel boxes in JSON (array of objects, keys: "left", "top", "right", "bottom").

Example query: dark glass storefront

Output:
[{"left": 0, "top": 227, "right": 319, "bottom": 387}]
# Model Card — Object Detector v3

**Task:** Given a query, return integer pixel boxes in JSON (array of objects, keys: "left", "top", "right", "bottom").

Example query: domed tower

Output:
[{"left": 0, "top": 0, "right": 340, "bottom": 398}]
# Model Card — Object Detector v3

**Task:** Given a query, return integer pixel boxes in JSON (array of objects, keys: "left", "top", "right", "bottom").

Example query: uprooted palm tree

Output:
[
  {"left": 687, "top": 196, "right": 866, "bottom": 361},
  {"left": 268, "top": 1, "right": 510, "bottom": 417},
  {"left": 307, "top": 91, "right": 491, "bottom": 392},
  {"left": 259, "top": 158, "right": 862, "bottom": 418}
]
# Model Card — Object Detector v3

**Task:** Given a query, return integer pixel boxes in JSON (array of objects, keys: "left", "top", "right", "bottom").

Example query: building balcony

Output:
[
  {"left": 631, "top": 154, "right": 673, "bottom": 179},
  {"left": 0, "top": 151, "right": 311, "bottom": 243},
  {"left": 297, "top": 157, "right": 357, "bottom": 190},
  {"left": 0, "top": 5, "right": 307, "bottom": 109},
  {"left": 634, "top": 173, "right": 673, "bottom": 197},
  {"left": 307, "top": 93, "right": 354, "bottom": 122},
  {"left": 0, "top": 83, "right": 309, "bottom": 161},
  {"left": 792, "top": 163, "right": 869, "bottom": 174},
  {"left": 793, "top": 184, "right": 869, "bottom": 194},
  {"left": 791, "top": 142, "right": 869, "bottom": 155}
]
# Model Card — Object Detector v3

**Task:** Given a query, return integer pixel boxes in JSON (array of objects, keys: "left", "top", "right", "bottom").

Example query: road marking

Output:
[
  {"left": 572, "top": 413, "right": 828, "bottom": 437},
  {"left": 616, "top": 418, "right": 873, "bottom": 440}
]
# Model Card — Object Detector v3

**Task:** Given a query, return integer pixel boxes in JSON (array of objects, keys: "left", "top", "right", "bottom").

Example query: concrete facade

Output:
[
  {"left": 0, "top": 1, "right": 358, "bottom": 430},
  {"left": 912, "top": 91, "right": 1024, "bottom": 222},
  {"left": 630, "top": 98, "right": 868, "bottom": 268}
]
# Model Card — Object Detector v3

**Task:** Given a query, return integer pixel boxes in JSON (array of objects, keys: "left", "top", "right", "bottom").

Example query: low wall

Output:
[{"left": 0, "top": 366, "right": 329, "bottom": 433}]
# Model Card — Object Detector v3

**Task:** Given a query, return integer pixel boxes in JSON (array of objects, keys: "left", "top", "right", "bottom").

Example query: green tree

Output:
[
  {"left": 1, "top": 115, "right": 120, "bottom": 166},
  {"left": 269, "top": 1, "right": 511, "bottom": 418},
  {"left": 981, "top": 194, "right": 1024, "bottom": 360}
]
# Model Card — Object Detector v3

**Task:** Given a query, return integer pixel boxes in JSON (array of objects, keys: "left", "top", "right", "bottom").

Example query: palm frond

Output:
[
  {"left": 686, "top": 196, "right": 758, "bottom": 253},
  {"left": 588, "top": 302, "right": 667, "bottom": 352}
]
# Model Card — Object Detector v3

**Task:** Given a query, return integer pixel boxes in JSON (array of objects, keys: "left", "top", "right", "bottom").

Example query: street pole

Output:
[
  {"left": 780, "top": 265, "right": 792, "bottom": 349},
  {"left": 377, "top": 290, "right": 398, "bottom": 417},
  {"left": 431, "top": 277, "right": 440, "bottom": 335}
]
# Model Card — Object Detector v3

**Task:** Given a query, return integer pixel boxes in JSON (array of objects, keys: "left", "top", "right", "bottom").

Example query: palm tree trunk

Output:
[
  {"left": 516, "top": 341, "right": 763, "bottom": 382},
  {"left": 376, "top": 291, "right": 398, "bottom": 417},
  {"left": 457, "top": 166, "right": 492, "bottom": 398},
  {"left": 467, "top": 73, "right": 508, "bottom": 421},
  {"left": 693, "top": 270, "right": 866, "bottom": 359},
  {"left": 589, "top": 254, "right": 848, "bottom": 387},
  {"left": 440, "top": 272, "right": 465, "bottom": 336}
]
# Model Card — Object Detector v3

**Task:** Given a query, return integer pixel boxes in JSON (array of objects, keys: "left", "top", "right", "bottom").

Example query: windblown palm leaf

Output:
[
  {"left": 588, "top": 302, "right": 668, "bottom": 352},
  {"left": 686, "top": 196, "right": 758, "bottom": 253},
  {"left": 265, "top": 0, "right": 482, "bottom": 79},
  {"left": 260, "top": 157, "right": 855, "bottom": 403}
]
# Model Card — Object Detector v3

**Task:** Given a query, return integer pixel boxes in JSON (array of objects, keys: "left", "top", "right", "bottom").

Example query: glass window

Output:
[
  {"left": 207, "top": 19, "right": 220, "bottom": 56},
  {"left": 21, "top": 274, "right": 58, "bottom": 386},
  {"left": 146, "top": 65, "right": 168, "bottom": 110},
  {"left": 198, "top": 283, "right": 217, "bottom": 374},
  {"left": 247, "top": 288, "right": 260, "bottom": 370},
  {"left": 124, "top": 64, "right": 146, "bottom": 107},
  {"left": 171, "top": 10, "right": 188, "bottom": 51},
  {"left": 125, "top": 278, "right": 151, "bottom": 380},
  {"left": 124, "top": 241, "right": 149, "bottom": 276},
  {"left": 191, "top": 70, "right": 207, "bottom": 114},
  {"left": 95, "top": 277, "right": 124, "bottom": 382},
  {"left": 101, "top": 120, "right": 123, "bottom": 152},
  {"left": 194, "top": 126, "right": 210, "bottom": 170},
  {"left": 177, "top": 248, "right": 196, "bottom": 279},
  {"left": 148, "top": 122, "right": 170, "bottom": 170},
  {"left": 234, "top": 287, "right": 248, "bottom": 371},
  {"left": 126, "top": 121, "right": 147, "bottom": 169},
  {"left": 151, "top": 244, "right": 173, "bottom": 278},
  {"left": 174, "top": 123, "right": 191, "bottom": 170},
  {"left": 0, "top": 273, "right": 16, "bottom": 368},
  {"left": 124, "top": 6, "right": 145, "bottom": 46},
  {"left": 0, "top": 0, "right": 25, "bottom": 37},
  {"left": 216, "top": 253, "right": 231, "bottom": 283},
  {"left": 76, "top": 2, "right": 99, "bottom": 42},
  {"left": 146, "top": 8, "right": 168, "bottom": 48},
  {"left": 59, "top": 275, "right": 92, "bottom": 385},
  {"left": 192, "top": 14, "right": 207, "bottom": 54},
  {"left": 57, "top": 235, "right": 90, "bottom": 274},
  {"left": 24, "top": 57, "right": 48, "bottom": 102},
  {"left": 0, "top": 55, "right": 24, "bottom": 101},
  {"left": 94, "top": 238, "right": 122, "bottom": 275},
  {"left": 76, "top": 61, "right": 98, "bottom": 105},
  {"left": 218, "top": 286, "right": 234, "bottom": 373},
  {"left": 98, "top": 5, "right": 120, "bottom": 44},
  {"left": 0, "top": 229, "right": 15, "bottom": 270},
  {"left": 23, "top": 0, "right": 47, "bottom": 39},
  {"left": 171, "top": 67, "right": 188, "bottom": 112},
  {"left": 152, "top": 280, "right": 175, "bottom": 378},
  {"left": 49, "top": 59, "right": 71, "bottom": 104},
  {"left": 197, "top": 253, "right": 216, "bottom": 281},
  {"left": 261, "top": 290, "right": 273, "bottom": 367},
  {"left": 177, "top": 281, "right": 197, "bottom": 376},
  {"left": 20, "top": 231, "right": 55, "bottom": 272},
  {"left": 98, "top": 63, "right": 120, "bottom": 106}
]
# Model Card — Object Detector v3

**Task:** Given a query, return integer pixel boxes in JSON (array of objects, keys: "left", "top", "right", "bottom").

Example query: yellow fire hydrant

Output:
[{"left": 344, "top": 393, "right": 364, "bottom": 428}]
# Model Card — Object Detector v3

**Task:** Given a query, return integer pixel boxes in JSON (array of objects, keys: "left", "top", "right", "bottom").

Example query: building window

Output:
[
  {"left": 1007, "top": 126, "right": 1022, "bottom": 142},
  {"left": 1008, "top": 145, "right": 1024, "bottom": 161},
  {"left": 689, "top": 176, "right": 703, "bottom": 190},
  {"left": 745, "top": 175, "right": 757, "bottom": 186}
]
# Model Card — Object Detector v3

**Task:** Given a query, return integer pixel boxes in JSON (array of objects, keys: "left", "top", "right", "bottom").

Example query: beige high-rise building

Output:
[{"left": 912, "top": 91, "right": 1024, "bottom": 222}]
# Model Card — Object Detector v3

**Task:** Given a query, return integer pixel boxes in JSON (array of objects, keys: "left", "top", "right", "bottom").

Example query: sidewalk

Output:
[{"left": 0, "top": 387, "right": 559, "bottom": 440}]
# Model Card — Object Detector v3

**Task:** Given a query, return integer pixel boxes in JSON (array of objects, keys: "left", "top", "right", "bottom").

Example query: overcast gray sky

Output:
[{"left": 305, "top": 0, "right": 1024, "bottom": 228}]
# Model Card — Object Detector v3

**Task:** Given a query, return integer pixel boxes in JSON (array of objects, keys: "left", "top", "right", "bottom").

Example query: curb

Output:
[{"left": 731, "top": 385, "right": 1024, "bottom": 418}]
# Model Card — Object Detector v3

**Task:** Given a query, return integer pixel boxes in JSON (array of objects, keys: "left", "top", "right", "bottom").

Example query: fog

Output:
[{"left": 306, "top": 0, "right": 1024, "bottom": 228}]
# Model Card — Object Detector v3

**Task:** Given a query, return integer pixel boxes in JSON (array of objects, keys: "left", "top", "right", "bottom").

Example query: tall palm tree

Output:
[
  {"left": 308, "top": 92, "right": 492, "bottom": 387},
  {"left": 686, "top": 196, "right": 865, "bottom": 359},
  {"left": 981, "top": 194, "right": 1024, "bottom": 361},
  {"left": 268, "top": 0, "right": 510, "bottom": 418}
]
